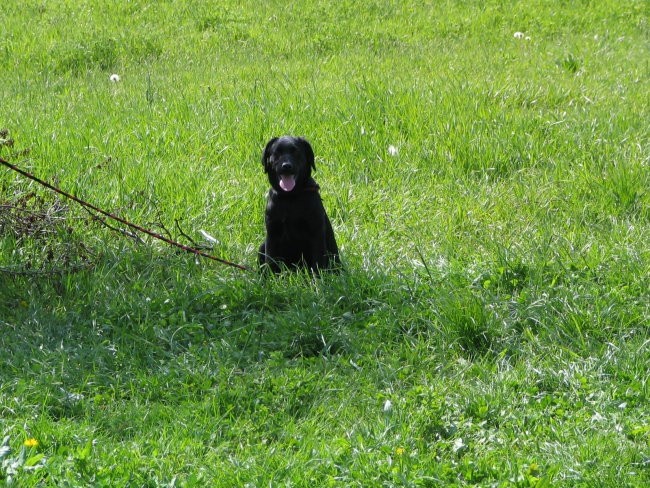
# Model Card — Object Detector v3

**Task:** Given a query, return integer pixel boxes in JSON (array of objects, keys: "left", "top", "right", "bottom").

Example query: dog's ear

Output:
[
  {"left": 297, "top": 137, "right": 316, "bottom": 171},
  {"left": 262, "top": 137, "right": 278, "bottom": 173}
]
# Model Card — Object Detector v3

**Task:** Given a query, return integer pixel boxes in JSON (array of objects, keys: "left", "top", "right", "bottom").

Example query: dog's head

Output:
[{"left": 262, "top": 136, "right": 315, "bottom": 193}]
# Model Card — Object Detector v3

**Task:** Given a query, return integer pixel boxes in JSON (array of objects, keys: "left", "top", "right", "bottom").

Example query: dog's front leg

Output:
[{"left": 305, "top": 231, "right": 328, "bottom": 272}]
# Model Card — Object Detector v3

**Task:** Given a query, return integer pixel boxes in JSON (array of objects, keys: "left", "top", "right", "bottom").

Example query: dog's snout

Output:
[{"left": 280, "top": 161, "right": 294, "bottom": 174}]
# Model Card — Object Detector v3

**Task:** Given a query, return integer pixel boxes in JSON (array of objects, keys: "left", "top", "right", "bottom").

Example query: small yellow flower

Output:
[
  {"left": 395, "top": 447, "right": 405, "bottom": 456},
  {"left": 24, "top": 438, "right": 39, "bottom": 448}
]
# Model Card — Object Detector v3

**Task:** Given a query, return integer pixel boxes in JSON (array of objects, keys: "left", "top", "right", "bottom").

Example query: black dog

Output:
[{"left": 258, "top": 136, "right": 340, "bottom": 273}]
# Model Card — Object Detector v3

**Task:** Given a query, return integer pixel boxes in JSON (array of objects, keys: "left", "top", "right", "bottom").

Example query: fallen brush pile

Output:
[
  {"left": 2, "top": 129, "right": 211, "bottom": 276},
  {"left": 0, "top": 190, "right": 96, "bottom": 276},
  {"left": 1, "top": 131, "right": 94, "bottom": 275},
  {"left": 2, "top": 129, "right": 249, "bottom": 272}
]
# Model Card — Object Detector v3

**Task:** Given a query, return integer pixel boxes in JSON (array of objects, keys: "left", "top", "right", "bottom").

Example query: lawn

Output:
[{"left": 1, "top": 0, "right": 648, "bottom": 486}]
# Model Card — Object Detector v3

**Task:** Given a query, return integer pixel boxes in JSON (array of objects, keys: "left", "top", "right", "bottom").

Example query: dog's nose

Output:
[{"left": 280, "top": 162, "right": 294, "bottom": 174}]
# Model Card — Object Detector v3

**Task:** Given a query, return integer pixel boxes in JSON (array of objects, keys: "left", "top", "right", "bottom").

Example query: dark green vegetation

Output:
[{"left": 1, "top": 0, "right": 648, "bottom": 485}]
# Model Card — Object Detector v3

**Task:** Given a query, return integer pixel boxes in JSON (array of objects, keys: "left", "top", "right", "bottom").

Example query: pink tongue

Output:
[{"left": 279, "top": 175, "right": 296, "bottom": 192}]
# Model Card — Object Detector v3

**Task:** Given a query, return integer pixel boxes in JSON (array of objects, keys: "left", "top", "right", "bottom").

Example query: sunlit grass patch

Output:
[{"left": 1, "top": 0, "right": 648, "bottom": 485}]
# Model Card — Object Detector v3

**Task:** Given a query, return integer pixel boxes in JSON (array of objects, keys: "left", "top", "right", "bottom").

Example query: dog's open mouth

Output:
[{"left": 279, "top": 174, "right": 296, "bottom": 192}]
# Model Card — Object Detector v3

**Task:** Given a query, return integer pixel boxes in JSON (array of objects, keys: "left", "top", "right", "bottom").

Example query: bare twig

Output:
[{"left": 0, "top": 156, "right": 251, "bottom": 272}]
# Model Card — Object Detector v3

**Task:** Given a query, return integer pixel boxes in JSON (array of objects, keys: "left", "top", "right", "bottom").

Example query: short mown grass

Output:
[{"left": 1, "top": 0, "right": 649, "bottom": 486}]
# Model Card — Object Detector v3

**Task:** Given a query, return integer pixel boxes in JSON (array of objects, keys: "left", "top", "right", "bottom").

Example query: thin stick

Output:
[{"left": 0, "top": 157, "right": 251, "bottom": 272}]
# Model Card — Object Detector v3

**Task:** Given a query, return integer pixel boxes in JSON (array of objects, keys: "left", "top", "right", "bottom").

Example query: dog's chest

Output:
[{"left": 266, "top": 196, "right": 322, "bottom": 240}]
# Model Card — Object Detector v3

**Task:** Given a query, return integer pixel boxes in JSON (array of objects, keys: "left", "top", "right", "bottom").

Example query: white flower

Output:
[
  {"left": 452, "top": 437, "right": 466, "bottom": 453},
  {"left": 383, "top": 399, "right": 393, "bottom": 413},
  {"left": 109, "top": 73, "right": 121, "bottom": 82},
  {"left": 591, "top": 412, "right": 605, "bottom": 422},
  {"left": 387, "top": 145, "right": 398, "bottom": 156},
  {"left": 513, "top": 32, "right": 525, "bottom": 39}
]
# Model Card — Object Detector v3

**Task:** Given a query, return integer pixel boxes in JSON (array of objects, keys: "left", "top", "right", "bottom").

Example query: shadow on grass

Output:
[
  {"left": 3, "top": 231, "right": 643, "bottom": 410},
  {"left": 0, "top": 243, "right": 518, "bottom": 372}
]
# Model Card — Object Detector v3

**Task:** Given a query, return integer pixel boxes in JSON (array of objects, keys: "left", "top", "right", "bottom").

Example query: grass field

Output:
[{"left": 1, "top": 0, "right": 649, "bottom": 486}]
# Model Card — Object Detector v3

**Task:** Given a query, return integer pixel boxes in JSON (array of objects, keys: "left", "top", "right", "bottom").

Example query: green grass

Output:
[{"left": 1, "top": 0, "right": 649, "bottom": 486}]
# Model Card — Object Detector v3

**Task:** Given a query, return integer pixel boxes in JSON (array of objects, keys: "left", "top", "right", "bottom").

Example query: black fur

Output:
[{"left": 258, "top": 136, "right": 340, "bottom": 273}]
